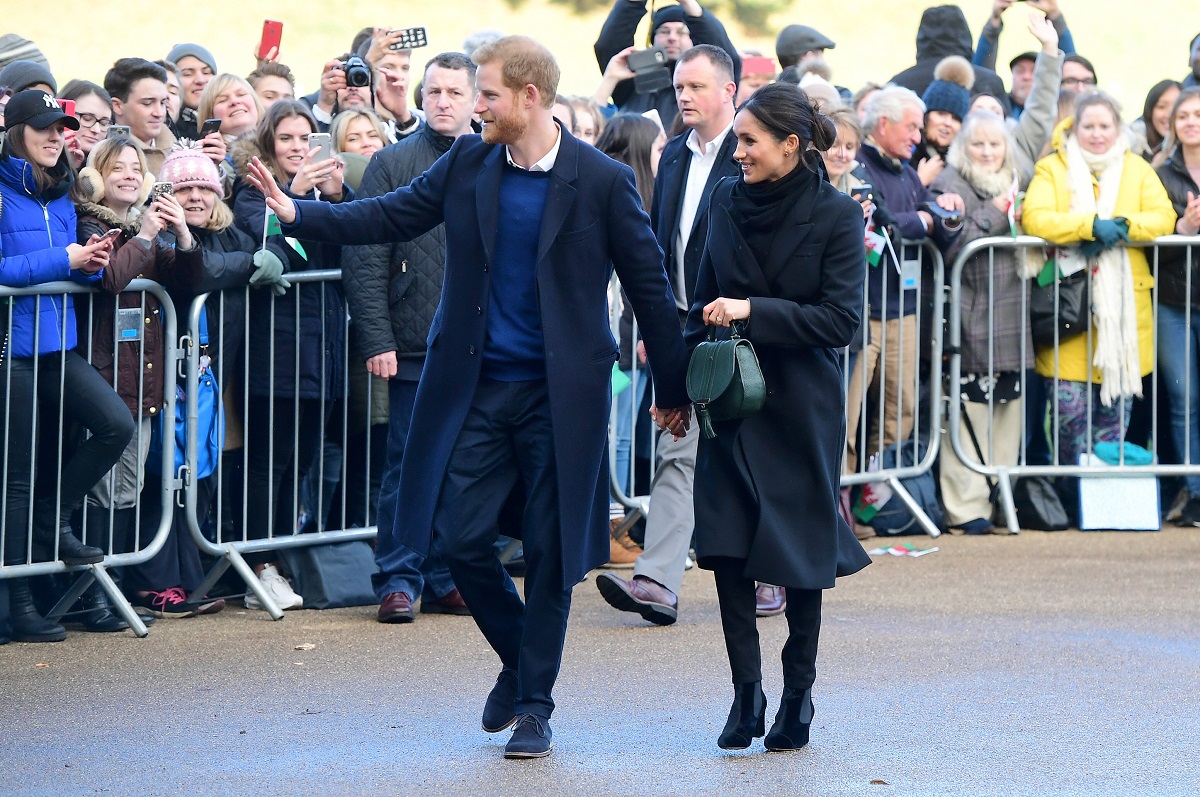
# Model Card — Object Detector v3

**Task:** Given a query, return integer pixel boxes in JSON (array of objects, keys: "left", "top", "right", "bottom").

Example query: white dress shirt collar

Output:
[{"left": 506, "top": 123, "right": 563, "bottom": 172}]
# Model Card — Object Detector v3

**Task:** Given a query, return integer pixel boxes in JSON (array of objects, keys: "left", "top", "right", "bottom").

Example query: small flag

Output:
[
  {"left": 264, "top": 211, "right": 307, "bottom": 260},
  {"left": 265, "top": 211, "right": 283, "bottom": 237},
  {"left": 1003, "top": 169, "right": 1020, "bottom": 237},
  {"left": 864, "top": 228, "right": 886, "bottom": 268},
  {"left": 852, "top": 480, "right": 893, "bottom": 523}
]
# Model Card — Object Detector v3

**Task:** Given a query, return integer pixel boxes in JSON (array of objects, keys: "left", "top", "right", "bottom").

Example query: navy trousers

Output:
[{"left": 433, "top": 378, "right": 571, "bottom": 719}]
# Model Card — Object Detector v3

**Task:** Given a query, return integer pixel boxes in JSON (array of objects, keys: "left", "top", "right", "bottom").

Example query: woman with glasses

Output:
[{"left": 58, "top": 80, "right": 113, "bottom": 160}]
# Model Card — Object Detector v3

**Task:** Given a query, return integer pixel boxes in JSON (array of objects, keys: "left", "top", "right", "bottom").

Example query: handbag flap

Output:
[{"left": 687, "top": 339, "right": 737, "bottom": 404}]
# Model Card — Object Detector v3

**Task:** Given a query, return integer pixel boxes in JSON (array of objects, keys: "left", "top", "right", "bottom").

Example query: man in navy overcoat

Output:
[{"left": 246, "top": 36, "right": 691, "bottom": 758}]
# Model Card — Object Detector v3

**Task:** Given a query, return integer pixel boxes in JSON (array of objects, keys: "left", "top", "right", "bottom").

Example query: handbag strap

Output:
[{"left": 960, "top": 402, "right": 998, "bottom": 493}]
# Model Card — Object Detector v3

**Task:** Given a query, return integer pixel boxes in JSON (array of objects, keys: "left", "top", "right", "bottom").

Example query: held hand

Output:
[
  {"left": 315, "top": 157, "right": 345, "bottom": 200},
  {"left": 249, "top": 248, "right": 285, "bottom": 286},
  {"left": 200, "top": 131, "right": 227, "bottom": 164},
  {"left": 860, "top": 198, "right": 875, "bottom": 220},
  {"left": 139, "top": 200, "right": 169, "bottom": 240},
  {"left": 603, "top": 46, "right": 638, "bottom": 82},
  {"left": 677, "top": 0, "right": 702, "bottom": 17},
  {"left": 365, "top": 26, "right": 404, "bottom": 67},
  {"left": 154, "top": 194, "right": 193, "bottom": 248},
  {"left": 82, "top": 247, "right": 109, "bottom": 273},
  {"left": 936, "top": 192, "right": 966, "bottom": 214},
  {"left": 703, "top": 298, "right": 751, "bottom": 327},
  {"left": 246, "top": 157, "right": 298, "bottom": 224},
  {"left": 68, "top": 241, "right": 109, "bottom": 271},
  {"left": 651, "top": 404, "right": 692, "bottom": 441},
  {"left": 917, "top": 154, "right": 944, "bottom": 186},
  {"left": 1026, "top": 9, "right": 1060, "bottom": 52},
  {"left": 367, "top": 351, "right": 398, "bottom": 379},
  {"left": 991, "top": 0, "right": 1015, "bottom": 24},
  {"left": 317, "top": 59, "right": 346, "bottom": 111}
]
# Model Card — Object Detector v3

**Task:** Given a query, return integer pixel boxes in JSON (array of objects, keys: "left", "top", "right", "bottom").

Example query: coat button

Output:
[
  {"left": 149, "top": 406, "right": 157, "bottom": 415},
  {"left": 146, "top": 362, "right": 153, "bottom": 369},
  {"left": 145, "top": 317, "right": 151, "bottom": 324},
  {"left": 476, "top": 306, "right": 482, "bottom": 315},
  {"left": 469, "top": 345, "right": 476, "bottom": 355},
  {"left": 483, "top": 264, "right": 488, "bottom": 272}
]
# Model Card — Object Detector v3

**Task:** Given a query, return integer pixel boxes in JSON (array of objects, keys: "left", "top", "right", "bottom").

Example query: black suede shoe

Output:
[
  {"left": 33, "top": 530, "right": 105, "bottom": 566},
  {"left": 717, "top": 682, "right": 767, "bottom": 750},
  {"left": 482, "top": 667, "right": 518, "bottom": 732},
  {"left": 764, "top": 687, "right": 814, "bottom": 751},
  {"left": 504, "top": 714, "right": 552, "bottom": 759},
  {"left": 76, "top": 584, "right": 130, "bottom": 633}
]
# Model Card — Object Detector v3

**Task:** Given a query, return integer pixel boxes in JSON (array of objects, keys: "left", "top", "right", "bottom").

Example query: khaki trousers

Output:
[
  {"left": 845, "top": 315, "right": 918, "bottom": 473},
  {"left": 939, "top": 398, "right": 1023, "bottom": 527}
]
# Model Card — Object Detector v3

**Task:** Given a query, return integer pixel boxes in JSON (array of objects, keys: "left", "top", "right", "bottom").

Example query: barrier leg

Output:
[
  {"left": 45, "top": 568, "right": 96, "bottom": 622},
  {"left": 219, "top": 548, "right": 284, "bottom": 620},
  {"left": 997, "top": 473, "right": 1020, "bottom": 535},
  {"left": 611, "top": 496, "right": 649, "bottom": 538},
  {"left": 92, "top": 565, "right": 148, "bottom": 638},
  {"left": 886, "top": 476, "right": 942, "bottom": 538}
]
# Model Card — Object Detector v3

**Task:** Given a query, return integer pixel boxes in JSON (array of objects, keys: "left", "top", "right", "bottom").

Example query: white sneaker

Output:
[{"left": 245, "top": 564, "right": 304, "bottom": 610}]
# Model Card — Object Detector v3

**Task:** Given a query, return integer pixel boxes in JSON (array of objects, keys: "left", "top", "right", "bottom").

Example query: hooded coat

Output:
[{"left": 889, "top": 5, "right": 1011, "bottom": 116}]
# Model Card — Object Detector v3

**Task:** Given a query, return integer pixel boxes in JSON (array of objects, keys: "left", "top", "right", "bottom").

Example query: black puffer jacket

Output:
[
  {"left": 1155, "top": 148, "right": 1200, "bottom": 309},
  {"left": 889, "top": 5, "right": 1011, "bottom": 116},
  {"left": 341, "top": 124, "right": 453, "bottom": 377}
]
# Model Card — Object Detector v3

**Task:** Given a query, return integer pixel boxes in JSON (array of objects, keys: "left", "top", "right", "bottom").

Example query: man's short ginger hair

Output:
[{"left": 471, "top": 35, "right": 560, "bottom": 109}]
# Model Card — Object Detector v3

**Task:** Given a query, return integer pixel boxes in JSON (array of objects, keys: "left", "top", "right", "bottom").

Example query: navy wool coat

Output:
[
  {"left": 684, "top": 173, "right": 872, "bottom": 589},
  {"left": 282, "top": 129, "right": 690, "bottom": 587}
]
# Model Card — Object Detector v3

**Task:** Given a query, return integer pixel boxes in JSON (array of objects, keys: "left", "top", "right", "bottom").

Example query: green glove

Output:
[
  {"left": 269, "top": 275, "right": 292, "bottom": 297},
  {"left": 250, "top": 248, "right": 284, "bottom": 286}
]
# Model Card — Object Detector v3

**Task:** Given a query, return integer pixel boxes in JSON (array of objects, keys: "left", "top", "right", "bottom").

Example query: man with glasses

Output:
[{"left": 1061, "top": 54, "right": 1098, "bottom": 92}]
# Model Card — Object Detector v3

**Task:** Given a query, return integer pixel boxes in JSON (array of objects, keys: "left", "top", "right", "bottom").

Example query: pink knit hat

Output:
[{"left": 158, "top": 146, "right": 222, "bottom": 194}]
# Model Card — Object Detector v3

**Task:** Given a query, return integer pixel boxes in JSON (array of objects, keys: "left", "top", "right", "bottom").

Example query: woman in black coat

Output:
[{"left": 680, "top": 83, "right": 871, "bottom": 752}]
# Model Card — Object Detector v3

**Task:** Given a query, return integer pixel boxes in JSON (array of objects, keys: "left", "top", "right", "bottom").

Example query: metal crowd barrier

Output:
[
  {"left": 946, "top": 235, "right": 1200, "bottom": 533},
  {"left": 182, "top": 271, "right": 379, "bottom": 619},
  {"left": 840, "top": 238, "right": 946, "bottom": 537},
  {"left": 0, "top": 280, "right": 180, "bottom": 637}
]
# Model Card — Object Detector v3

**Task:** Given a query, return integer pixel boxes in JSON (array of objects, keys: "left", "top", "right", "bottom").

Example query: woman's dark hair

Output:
[
  {"left": 59, "top": 79, "right": 112, "bottom": 106},
  {"left": 1164, "top": 85, "right": 1200, "bottom": 156},
  {"left": 737, "top": 82, "right": 837, "bottom": 170},
  {"left": 595, "top": 113, "right": 661, "bottom": 211},
  {"left": 1142, "top": 79, "right": 1183, "bottom": 152},
  {"left": 1, "top": 122, "right": 74, "bottom": 192},
  {"left": 254, "top": 99, "right": 318, "bottom": 183}
]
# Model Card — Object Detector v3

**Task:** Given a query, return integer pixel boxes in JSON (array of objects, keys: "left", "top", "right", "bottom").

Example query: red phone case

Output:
[
  {"left": 258, "top": 20, "right": 283, "bottom": 61},
  {"left": 56, "top": 98, "right": 76, "bottom": 117}
]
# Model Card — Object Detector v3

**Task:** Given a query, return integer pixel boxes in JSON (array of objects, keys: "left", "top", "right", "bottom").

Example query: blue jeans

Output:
[
  {"left": 1157, "top": 304, "right": 1200, "bottom": 494},
  {"left": 613, "top": 367, "right": 649, "bottom": 496},
  {"left": 372, "top": 378, "right": 456, "bottom": 602}
]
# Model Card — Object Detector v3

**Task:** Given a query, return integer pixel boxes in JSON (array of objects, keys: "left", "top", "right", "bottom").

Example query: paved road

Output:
[{"left": 2, "top": 529, "right": 1198, "bottom": 796}]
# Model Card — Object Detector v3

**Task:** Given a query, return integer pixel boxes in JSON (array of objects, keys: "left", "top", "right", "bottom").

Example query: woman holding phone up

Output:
[
  {"left": 229, "top": 100, "right": 349, "bottom": 610},
  {"left": 675, "top": 83, "right": 871, "bottom": 752},
  {"left": 0, "top": 90, "right": 133, "bottom": 642}
]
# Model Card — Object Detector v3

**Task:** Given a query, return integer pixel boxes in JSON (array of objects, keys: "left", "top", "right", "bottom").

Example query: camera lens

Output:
[{"left": 341, "top": 56, "right": 372, "bottom": 89}]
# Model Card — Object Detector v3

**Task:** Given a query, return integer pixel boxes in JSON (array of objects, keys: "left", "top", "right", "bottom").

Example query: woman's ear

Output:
[{"left": 77, "top": 166, "right": 105, "bottom": 203}]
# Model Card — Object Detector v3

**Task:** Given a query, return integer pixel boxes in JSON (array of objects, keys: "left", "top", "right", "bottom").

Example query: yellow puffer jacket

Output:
[{"left": 1023, "top": 119, "right": 1176, "bottom": 382}]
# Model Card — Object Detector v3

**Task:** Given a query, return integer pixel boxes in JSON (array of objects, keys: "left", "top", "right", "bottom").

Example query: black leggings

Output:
[
  {"left": 711, "top": 557, "right": 823, "bottom": 690},
  {"left": 1, "top": 351, "right": 134, "bottom": 563}
]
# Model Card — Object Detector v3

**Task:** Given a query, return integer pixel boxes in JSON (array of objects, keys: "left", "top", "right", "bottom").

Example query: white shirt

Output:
[
  {"left": 674, "top": 121, "right": 733, "bottom": 309},
  {"left": 506, "top": 124, "right": 562, "bottom": 172}
]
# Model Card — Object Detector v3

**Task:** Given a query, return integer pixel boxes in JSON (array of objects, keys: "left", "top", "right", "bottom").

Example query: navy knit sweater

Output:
[{"left": 481, "top": 165, "right": 552, "bottom": 380}]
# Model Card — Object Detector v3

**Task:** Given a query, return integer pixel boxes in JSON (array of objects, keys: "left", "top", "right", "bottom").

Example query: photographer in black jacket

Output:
[
  {"left": 594, "top": 0, "right": 740, "bottom": 129},
  {"left": 341, "top": 52, "right": 479, "bottom": 624}
]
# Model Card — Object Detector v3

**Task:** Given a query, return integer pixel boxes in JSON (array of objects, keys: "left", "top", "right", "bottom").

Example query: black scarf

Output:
[{"left": 728, "top": 159, "right": 817, "bottom": 263}]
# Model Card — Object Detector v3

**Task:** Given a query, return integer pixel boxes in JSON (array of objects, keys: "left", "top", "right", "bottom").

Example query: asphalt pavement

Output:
[{"left": 2, "top": 528, "right": 1198, "bottom": 797}]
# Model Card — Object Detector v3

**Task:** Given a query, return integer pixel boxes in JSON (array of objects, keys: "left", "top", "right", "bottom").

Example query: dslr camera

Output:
[{"left": 338, "top": 55, "right": 372, "bottom": 89}]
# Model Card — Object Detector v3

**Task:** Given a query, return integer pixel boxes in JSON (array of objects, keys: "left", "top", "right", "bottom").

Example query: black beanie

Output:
[{"left": 652, "top": 6, "right": 688, "bottom": 32}]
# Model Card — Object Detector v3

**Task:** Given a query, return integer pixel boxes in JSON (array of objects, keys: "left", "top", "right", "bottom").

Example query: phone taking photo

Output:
[
  {"left": 150, "top": 181, "right": 174, "bottom": 202},
  {"left": 307, "top": 132, "right": 332, "bottom": 164},
  {"left": 200, "top": 118, "right": 222, "bottom": 137},
  {"left": 258, "top": 20, "right": 283, "bottom": 61},
  {"left": 56, "top": 98, "right": 76, "bottom": 117},
  {"left": 388, "top": 26, "right": 428, "bottom": 50},
  {"left": 106, "top": 125, "right": 132, "bottom": 140}
]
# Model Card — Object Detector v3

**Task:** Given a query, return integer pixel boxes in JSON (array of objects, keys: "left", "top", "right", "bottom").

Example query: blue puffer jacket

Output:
[{"left": 0, "top": 153, "right": 99, "bottom": 358}]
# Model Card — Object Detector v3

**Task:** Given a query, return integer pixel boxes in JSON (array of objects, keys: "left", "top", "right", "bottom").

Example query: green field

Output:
[{"left": 9, "top": 1, "right": 1193, "bottom": 124}]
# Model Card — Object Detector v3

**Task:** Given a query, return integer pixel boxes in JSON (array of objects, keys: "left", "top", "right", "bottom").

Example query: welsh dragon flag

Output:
[{"left": 264, "top": 210, "right": 307, "bottom": 260}]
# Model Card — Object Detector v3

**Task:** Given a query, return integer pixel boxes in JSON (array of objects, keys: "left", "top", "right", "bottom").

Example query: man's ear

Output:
[
  {"left": 110, "top": 96, "right": 125, "bottom": 121},
  {"left": 523, "top": 84, "right": 539, "bottom": 110}
]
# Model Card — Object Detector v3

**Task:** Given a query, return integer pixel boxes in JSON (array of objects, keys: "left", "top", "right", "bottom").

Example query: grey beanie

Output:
[
  {"left": 165, "top": 43, "right": 217, "bottom": 73},
  {"left": 0, "top": 34, "right": 50, "bottom": 72},
  {"left": 0, "top": 58, "right": 56, "bottom": 94}
]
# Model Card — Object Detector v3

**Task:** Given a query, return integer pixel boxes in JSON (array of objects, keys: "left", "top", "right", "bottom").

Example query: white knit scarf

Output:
[{"left": 1063, "top": 132, "right": 1141, "bottom": 406}]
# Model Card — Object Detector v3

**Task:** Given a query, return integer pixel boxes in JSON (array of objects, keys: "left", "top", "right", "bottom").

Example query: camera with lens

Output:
[{"left": 338, "top": 55, "right": 372, "bottom": 88}]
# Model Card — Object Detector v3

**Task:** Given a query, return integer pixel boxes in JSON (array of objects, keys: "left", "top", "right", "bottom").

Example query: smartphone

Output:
[
  {"left": 106, "top": 125, "right": 131, "bottom": 139},
  {"left": 150, "top": 181, "right": 174, "bottom": 202},
  {"left": 307, "top": 132, "right": 332, "bottom": 163},
  {"left": 56, "top": 98, "right": 76, "bottom": 117},
  {"left": 258, "top": 20, "right": 284, "bottom": 61},
  {"left": 200, "top": 118, "right": 222, "bottom": 137},
  {"left": 99, "top": 227, "right": 122, "bottom": 242},
  {"left": 851, "top": 183, "right": 874, "bottom": 202},
  {"left": 627, "top": 46, "right": 671, "bottom": 95},
  {"left": 388, "top": 26, "right": 428, "bottom": 50},
  {"left": 626, "top": 46, "right": 667, "bottom": 73}
]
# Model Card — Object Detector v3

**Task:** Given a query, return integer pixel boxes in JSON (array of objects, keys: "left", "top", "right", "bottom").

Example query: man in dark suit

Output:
[
  {"left": 595, "top": 44, "right": 741, "bottom": 624},
  {"left": 246, "top": 35, "right": 692, "bottom": 760}
]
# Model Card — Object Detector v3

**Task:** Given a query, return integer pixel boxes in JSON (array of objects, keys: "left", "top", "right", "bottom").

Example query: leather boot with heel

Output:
[
  {"left": 717, "top": 681, "right": 767, "bottom": 750},
  {"left": 32, "top": 509, "right": 104, "bottom": 567},
  {"left": 764, "top": 687, "right": 814, "bottom": 751},
  {"left": 76, "top": 583, "right": 130, "bottom": 632},
  {"left": 9, "top": 579, "right": 66, "bottom": 643}
]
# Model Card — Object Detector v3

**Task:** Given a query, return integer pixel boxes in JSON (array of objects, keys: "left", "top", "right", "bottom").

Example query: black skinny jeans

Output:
[
  {"left": 1, "top": 350, "right": 135, "bottom": 564},
  {"left": 712, "top": 557, "right": 823, "bottom": 690}
]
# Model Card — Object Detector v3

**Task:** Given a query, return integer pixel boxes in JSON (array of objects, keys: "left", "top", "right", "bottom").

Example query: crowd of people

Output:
[{"left": 2, "top": 0, "right": 1200, "bottom": 748}]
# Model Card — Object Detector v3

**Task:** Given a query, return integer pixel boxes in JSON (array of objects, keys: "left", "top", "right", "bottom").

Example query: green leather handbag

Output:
[{"left": 686, "top": 322, "right": 767, "bottom": 439}]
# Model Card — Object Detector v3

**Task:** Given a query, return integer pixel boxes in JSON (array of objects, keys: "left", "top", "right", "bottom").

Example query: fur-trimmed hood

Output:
[
  {"left": 230, "top": 134, "right": 266, "bottom": 182},
  {"left": 74, "top": 197, "right": 143, "bottom": 232}
]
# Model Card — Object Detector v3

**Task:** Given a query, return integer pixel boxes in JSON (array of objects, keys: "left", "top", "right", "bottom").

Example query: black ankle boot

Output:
[
  {"left": 717, "top": 682, "right": 767, "bottom": 750},
  {"left": 76, "top": 584, "right": 129, "bottom": 633},
  {"left": 32, "top": 520, "right": 105, "bottom": 567},
  {"left": 9, "top": 579, "right": 66, "bottom": 643},
  {"left": 764, "top": 687, "right": 814, "bottom": 751}
]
